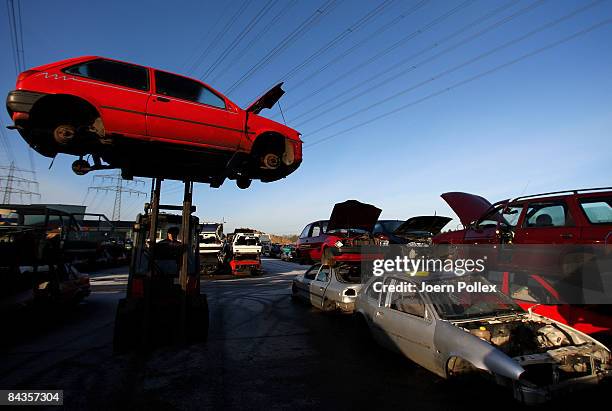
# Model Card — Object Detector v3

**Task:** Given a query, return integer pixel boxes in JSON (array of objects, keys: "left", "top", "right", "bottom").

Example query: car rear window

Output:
[
  {"left": 154, "top": 71, "right": 225, "bottom": 109},
  {"left": 579, "top": 197, "right": 612, "bottom": 224},
  {"left": 64, "top": 59, "right": 149, "bottom": 91}
]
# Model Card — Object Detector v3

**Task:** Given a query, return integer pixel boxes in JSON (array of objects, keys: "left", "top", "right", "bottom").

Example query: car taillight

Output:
[
  {"left": 293, "top": 139, "right": 302, "bottom": 162},
  {"left": 131, "top": 278, "right": 144, "bottom": 298},
  {"left": 17, "top": 69, "right": 39, "bottom": 83}
]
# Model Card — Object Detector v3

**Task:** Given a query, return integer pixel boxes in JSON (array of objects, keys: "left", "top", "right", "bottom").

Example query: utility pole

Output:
[
  {"left": 0, "top": 162, "right": 40, "bottom": 204},
  {"left": 86, "top": 173, "right": 147, "bottom": 221}
]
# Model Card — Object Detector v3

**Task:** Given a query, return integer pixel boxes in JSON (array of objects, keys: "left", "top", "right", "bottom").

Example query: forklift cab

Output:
[
  {"left": 114, "top": 203, "right": 208, "bottom": 353},
  {"left": 128, "top": 212, "right": 200, "bottom": 299}
]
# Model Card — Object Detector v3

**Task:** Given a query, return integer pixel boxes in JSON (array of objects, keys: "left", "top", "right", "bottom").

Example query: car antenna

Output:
[{"left": 277, "top": 101, "right": 287, "bottom": 125}]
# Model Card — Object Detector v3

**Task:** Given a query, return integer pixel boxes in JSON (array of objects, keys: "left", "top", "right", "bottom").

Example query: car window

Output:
[
  {"left": 379, "top": 277, "right": 394, "bottom": 307},
  {"left": 304, "top": 264, "right": 320, "bottom": 281},
  {"left": 321, "top": 221, "right": 328, "bottom": 233},
  {"left": 366, "top": 280, "right": 380, "bottom": 301},
  {"left": 316, "top": 266, "right": 330, "bottom": 282},
  {"left": 501, "top": 205, "right": 523, "bottom": 227},
  {"left": 64, "top": 59, "right": 149, "bottom": 91},
  {"left": 524, "top": 202, "right": 571, "bottom": 227},
  {"left": 389, "top": 282, "right": 426, "bottom": 318},
  {"left": 155, "top": 71, "right": 225, "bottom": 109},
  {"left": 311, "top": 223, "right": 321, "bottom": 237},
  {"left": 579, "top": 197, "right": 612, "bottom": 224},
  {"left": 299, "top": 224, "right": 311, "bottom": 239}
]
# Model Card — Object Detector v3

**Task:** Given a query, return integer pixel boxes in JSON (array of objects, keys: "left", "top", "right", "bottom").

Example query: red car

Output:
[
  {"left": 6, "top": 56, "right": 302, "bottom": 189},
  {"left": 296, "top": 200, "right": 382, "bottom": 265},
  {"left": 488, "top": 271, "right": 612, "bottom": 341},
  {"left": 433, "top": 188, "right": 612, "bottom": 275}
]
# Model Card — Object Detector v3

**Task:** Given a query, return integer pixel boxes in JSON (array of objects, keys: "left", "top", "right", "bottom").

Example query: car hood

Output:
[
  {"left": 394, "top": 216, "right": 452, "bottom": 236},
  {"left": 246, "top": 82, "right": 285, "bottom": 114},
  {"left": 440, "top": 192, "right": 494, "bottom": 226},
  {"left": 327, "top": 200, "right": 382, "bottom": 233}
]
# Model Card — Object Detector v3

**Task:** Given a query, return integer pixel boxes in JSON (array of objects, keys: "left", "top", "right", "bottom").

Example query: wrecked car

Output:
[
  {"left": 6, "top": 56, "right": 302, "bottom": 189},
  {"left": 296, "top": 200, "right": 382, "bottom": 265},
  {"left": 221, "top": 231, "right": 261, "bottom": 275},
  {"left": 292, "top": 262, "right": 362, "bottom": 313},
  {"left": 355, "top": 273, "right": 611, "bottom": 404},
  {"left": 373, "top": 216, "right": 451, "bottom": 245}
]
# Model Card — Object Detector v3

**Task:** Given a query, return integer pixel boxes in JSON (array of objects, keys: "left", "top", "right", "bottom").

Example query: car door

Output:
[
  {"left": 377, "top": 279, "right": 438, "bottom": 372},
  {"left": 297, "top": 224, "right": 312, "bottom": 260},
  {"left": 147, "top": 70, "right": 244, "bottom": 150},
  {"left": 62, "top": 58, "right": 150, "bottom": 137},
  {"left": 512, "top": 200, "right": 581, "bottom": 274},
  {"left": 308, "top": 222, "right": 326, "bottom": 261},
  {"left": 309, "top": 265, "right": 331, "bottom": 308},
  {"left": 298, "top": 264, "right": 320, "bottom": 299}
]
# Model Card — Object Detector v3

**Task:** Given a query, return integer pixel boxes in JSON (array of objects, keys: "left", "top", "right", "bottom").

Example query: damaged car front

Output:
[{"left": 356, "top": 273, "right": 611, "bottom": 405}]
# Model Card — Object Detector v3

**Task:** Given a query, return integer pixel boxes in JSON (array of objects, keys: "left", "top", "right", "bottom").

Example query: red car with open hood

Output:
[
  {"left": 296, "top": 200, "right": 382, "bottom": 265},
  {"left": 6, "top": 56, "right": 302, "bottom": 189}
]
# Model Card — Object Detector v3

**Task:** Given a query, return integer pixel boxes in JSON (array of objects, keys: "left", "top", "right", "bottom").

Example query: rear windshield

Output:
[
  {"left": 235, "top": 236, "right": 260, "bottom": 246},
  {"left": 579, "top": 197, "right": 612, "bottom": 224},
  {"left": 335, "top": 263, "right": 362, "bottom": 283}
]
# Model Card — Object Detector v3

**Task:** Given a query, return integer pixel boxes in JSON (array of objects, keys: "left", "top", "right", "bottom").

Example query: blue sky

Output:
[{"left": 1, "top": 0, "right": 611, "bottom": 234}]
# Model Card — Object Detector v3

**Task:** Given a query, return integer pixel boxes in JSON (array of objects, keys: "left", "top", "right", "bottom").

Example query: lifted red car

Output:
[
  {"left": 6, "top": 56, "right": 302, "bottom": 189},
  {"left": 296, "top": 200, "right": 382, "bottom": 265}
]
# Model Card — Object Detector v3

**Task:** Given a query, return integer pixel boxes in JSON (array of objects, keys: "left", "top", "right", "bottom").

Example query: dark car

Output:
[
  {"left": 269, "top": 243, "right": 282, "bottom": 258},
  {"left": 6, "top": 56, "right": 302, "bottom": 189},
  {"left": 373, "top": 216, "right": 451, "bottom": 245}
]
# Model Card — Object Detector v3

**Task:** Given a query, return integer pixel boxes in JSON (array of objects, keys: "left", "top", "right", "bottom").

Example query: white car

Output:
[
  {"left": 291, "top": 263, "right": 362, "bottom": 312},
  {"left": 355, "top": 272, "right": 611, "bottom": 404}
]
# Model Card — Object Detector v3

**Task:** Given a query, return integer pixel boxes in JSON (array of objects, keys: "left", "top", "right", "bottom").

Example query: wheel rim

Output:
[
  {"left": 53, "top": 124, "right": 76, "bottom": 144},
  {"left": 262, "top": 153, "right": 280, "bottom": 169}
]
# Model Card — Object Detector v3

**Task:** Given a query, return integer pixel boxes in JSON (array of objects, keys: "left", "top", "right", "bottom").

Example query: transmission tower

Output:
[
  {"left": 0, "top": 162, "right": 41, "bottom": 204},
  {"left": 86, "top": 173, "right": 147, "bottom": 220}
]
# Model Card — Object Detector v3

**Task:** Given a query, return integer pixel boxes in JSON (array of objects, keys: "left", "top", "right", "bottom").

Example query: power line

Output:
[
  {"left": 292, "top": 0, "right": 544, "bottom": 127},
  {"left": 305, "top": 18, "right": 612, "bottom": 148},
  {"left": 209, "top": 0, "right": 299, "bottom": 85},
  {"left": 288, "top": 0, "right": 474, "bottom": 95},
  {"left": 186, "top": 0, "right": 250, "bottom": 76},
  {"left": 87, "top": 173, "right": 147, "bottom": 221},
  {"left": 201, "top": 0, "right": 278, "bottom": 80},
  {"left": 225, "top": 0, "right": 341, "bottom": 96},
  {"left": 268, "top": 0, "right": 396, "bottom": 86},
  {"left": 304, "top": 0, "right": 601, "bottom": 137},
  {"left": 280, "top": 0, "right": 520, "bottom": 122},
  {"left": 0, "top": 162, "right": 40, "bottom": 204}
]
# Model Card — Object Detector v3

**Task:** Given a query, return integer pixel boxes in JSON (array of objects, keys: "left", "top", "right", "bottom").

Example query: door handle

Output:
[
  {"left": 560, "top": 233, "right": 574, "bottom": 239},
  {"left": 156, "top": 96, "right": 170, "bottom": 102},
  {"left": 319, "top": 287, "right": 324, "bottom": 291}
]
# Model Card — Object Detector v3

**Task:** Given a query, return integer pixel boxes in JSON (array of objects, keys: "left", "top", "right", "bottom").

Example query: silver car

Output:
[
  {"left": 291, "top": 263, "right": 362, "bottom": 313},
  {"left": 355, "top": 272, "right": 611, "bottom": 405}
]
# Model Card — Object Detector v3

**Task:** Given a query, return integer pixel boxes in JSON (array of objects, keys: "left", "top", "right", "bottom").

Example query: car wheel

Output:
[
  {"left": 322, "top": 298, "right": 335, "bottom": 312},
  {"left": 261, "top": 152, "right": 281, "bottom": 169},
  {"left": 53, "top": 123, "right": 77, "bottom": 145}
]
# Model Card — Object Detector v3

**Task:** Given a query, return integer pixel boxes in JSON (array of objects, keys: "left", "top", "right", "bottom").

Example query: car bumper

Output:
[
  {"left": 515, "top": 370, "right": 612, "bottom": 405},
  {"left": 6, "top": 90, "right": 46, "bottom": 117}
]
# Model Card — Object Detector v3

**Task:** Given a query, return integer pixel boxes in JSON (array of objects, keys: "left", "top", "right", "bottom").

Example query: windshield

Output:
[
  {"left": 476, "top": 204, "right": 521, "bottom": 228},
  {"left": 380, "top": 220, "right": 403, "bottom": 233},
  {"left": 428, "top": 276, "right": 524, "bottom": 320},
  {"left": 327, "top": 228, "right": 368, "bottom": 235}
]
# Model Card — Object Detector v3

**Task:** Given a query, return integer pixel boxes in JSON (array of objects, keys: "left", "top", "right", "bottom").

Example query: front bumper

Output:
[
  {"left": 6, "top": 90, "right": 46, "bottom": 117},
  {"left": 515, "top": 370, "right": 612, "bottom": 405}
]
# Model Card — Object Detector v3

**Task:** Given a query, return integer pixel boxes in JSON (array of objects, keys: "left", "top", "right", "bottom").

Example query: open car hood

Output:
[
  {"left": 394, "top": 216, "right": 452, "bottom": 236},
  {"left": 327, "top": 200, "right": 382, "bottom": 233},
  {"left": 245, "top": 83, "right": 285, "bottom": 114},
  {"left": 440, "top": 192, "right": 495, "bottom": 226}
]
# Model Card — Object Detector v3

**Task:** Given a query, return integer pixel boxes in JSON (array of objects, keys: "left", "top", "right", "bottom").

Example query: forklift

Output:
[{"left": 113, "top": 179, "right": 208, "bottom": 353}]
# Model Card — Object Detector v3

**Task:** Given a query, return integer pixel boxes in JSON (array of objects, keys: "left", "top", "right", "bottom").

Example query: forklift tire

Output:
[
  {"left": 186, "top": 294, "right": 209, "bottom": 343},
  {"left": 113, "top": 298, "right": 141, "bottom": 354}
]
